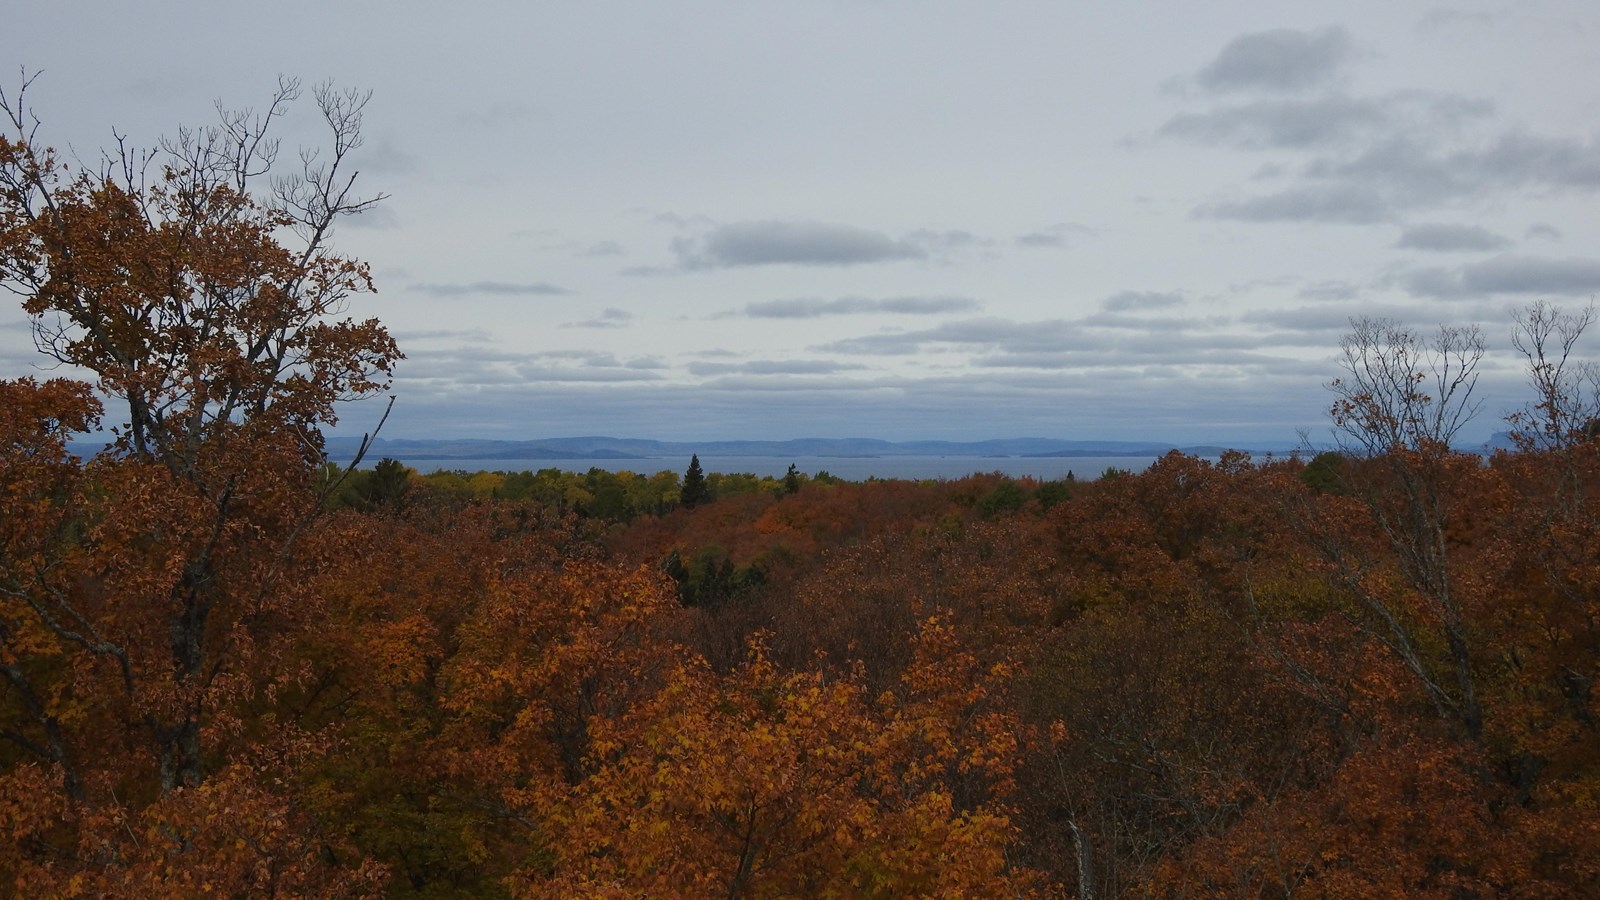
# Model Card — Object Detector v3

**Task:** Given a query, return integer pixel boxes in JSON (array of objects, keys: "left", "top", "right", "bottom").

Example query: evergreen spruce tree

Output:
[
  {"left": 680, "top": 454, "right": 709, "bottom": 509},
  {"left": 362, "top": 457, "right": 412, "bottom": 509}
]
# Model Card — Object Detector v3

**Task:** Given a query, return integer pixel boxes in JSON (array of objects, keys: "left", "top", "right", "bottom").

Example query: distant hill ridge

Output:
[
  {"left": 60, "top": 433, "right": 1518, "bottom": 463},
  {"left": 318, "top": 435, "right": 1302, "bottom": 461}
]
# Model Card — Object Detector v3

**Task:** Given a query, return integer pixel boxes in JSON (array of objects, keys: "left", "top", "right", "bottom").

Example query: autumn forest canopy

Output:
[{"left": 4, "top": 78, "right": 1600, "bottom": 898}]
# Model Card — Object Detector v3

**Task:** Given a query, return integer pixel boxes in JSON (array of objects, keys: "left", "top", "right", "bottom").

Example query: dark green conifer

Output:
[{"left": 680, "top": 454, "right": 709, "bottom": 509}]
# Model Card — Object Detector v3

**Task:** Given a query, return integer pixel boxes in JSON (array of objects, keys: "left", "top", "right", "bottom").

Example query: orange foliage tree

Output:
[
  {"left": 527, "top": 620, "right": 1032, "bottom": 897},
  {"left": 1, "top": 73, "right": 399, "bottom": 888}
]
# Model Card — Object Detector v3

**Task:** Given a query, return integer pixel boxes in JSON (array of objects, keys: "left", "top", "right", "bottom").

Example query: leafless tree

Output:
[
  {"left": 1327, "top": 317, "right": 1485, "bottom": 456},
  {"left": 1302, "top": 318, "right": 1488, "bottom": 739},
  {"left": 1508, "top": 299, "right": 1599, "bottom": 451}
]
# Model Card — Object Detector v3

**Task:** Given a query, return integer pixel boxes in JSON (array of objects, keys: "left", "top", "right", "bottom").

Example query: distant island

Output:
[
  {"left": 318, "top": 435, "right": 1309, "bottom": 462},
  {"left": 67, "top": 433, "right": 1518, "bottom": 465}
]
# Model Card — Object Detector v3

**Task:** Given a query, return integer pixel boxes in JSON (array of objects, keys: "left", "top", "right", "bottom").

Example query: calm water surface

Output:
[{"left": 389, "top": 455, "right": 1202, "bottom": 481}]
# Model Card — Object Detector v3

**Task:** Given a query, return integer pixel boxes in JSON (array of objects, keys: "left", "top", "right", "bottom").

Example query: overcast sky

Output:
[{"left": 4, "top": 1, "right": 1599, "bottom": 445}]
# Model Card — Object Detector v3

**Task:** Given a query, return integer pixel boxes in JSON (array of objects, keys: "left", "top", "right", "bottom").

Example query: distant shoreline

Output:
[
  {"left": 313, "top": 435, "right": 1297, "bottom": 462},
  {"left": 381, "top": 454, "right": 1216, "bottom": 481}
]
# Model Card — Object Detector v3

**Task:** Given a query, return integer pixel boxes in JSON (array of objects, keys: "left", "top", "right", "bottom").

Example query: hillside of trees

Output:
[{"left": 4, "top": 80, "right": 1600, "bottom": 896}]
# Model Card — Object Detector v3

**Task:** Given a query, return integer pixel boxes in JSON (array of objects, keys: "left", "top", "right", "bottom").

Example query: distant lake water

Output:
[{"left": 389, "top": 455, "right": 1200, "bottom": 481}]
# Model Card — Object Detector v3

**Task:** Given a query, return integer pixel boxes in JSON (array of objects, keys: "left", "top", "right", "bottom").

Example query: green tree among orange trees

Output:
[{"left": 681, "top": 453, "right": 709, "bottom": 508}]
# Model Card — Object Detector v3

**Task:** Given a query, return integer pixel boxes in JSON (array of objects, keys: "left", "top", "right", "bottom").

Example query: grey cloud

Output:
[
  {"left": 551, "top": 350, "right": 663, "bottom": 372},
  {"left": 1081, "top": 312, "right": 1219, "bottom": 332},
  {"left": 813, "top": 310, "right": 1361, "bottom": 373},
  {"left": 396, "top": 360, "right": 526, "bottom": 386},
  {"left": 411, "top": 280, "right": 571, "bottom": 297},
  {"left": 499, "top": 349, "right": 668, "bottom": 379},
  {"left": 1467, "top": 131, "right": 1600, "bottom": 190},
  {"left": 393, "top": 345, "right": 629, "bottom": 387},
  {"left": 1161, "top": 92, "right": 1491, "bottom": 151},
  {"left": 905, "top": 229, "right": 990, "bottom": 257},
  {"left": 744, "top": 296, "right": 979, "bottom": 318},
  {"left": 1303, "top": 131, "right": 1600, "bottom": 203},
  {"left": 564, "top": 308, "right": 634, "bottom": 329},
  {"left": 818, "top": 314, "right": 1229, "bottom": 357},
  {"left": 524, "top": 349, "right": 651, "bottom": 369},
  {"left": 1297, "top": 280, "right": 1362, "bottom": 301},
  {"left": 1014, "top": 222, "right": 1097, "bottom": 249},
  {"left": 1227, "top": 275, "right": 1298, "bottom": 294},
  {"left": 973, "top": 348, "right": 1302, "bottom": 371},
  {"left": 1102, "top": 290, "right": 1184, "bottom": 312},
  {"left": 1015, "top": 233, "right": 1065, "bottom": 248},
  {"left": 1240, "top": 303, "right": 1495, "bottom": 333},
  {"left": 1525, "top": 223, "right": 1562, "bottom": 241},
  {"left": 818, "top": 318, "right": 1087, "bottom": 356},
  {"left": 513, "top": 365, "right": 663, "bottom": 383},
  {"left": 580, "top": 240, "right": 625, "bottom": 257},
  {"left": 688, "top": 359, "right": 868, "bottom": 376},
  {"left": 1399, "top": 254, "right": 1600, "bottom": 299},
  {"left": 691, "top": 375, "right": 892, "bottom": 394},
  {"left": 1300, "top": 137, "right": 1473, "bottom": 208},
  {"left": 811, "top": 333, "right": 925, "bottom": 356},
  {"left": 917, "top": 318, "right": 1088, "bottom": 353},
  {"left": 1163, "top": 96, "right": 1387, "bottom": 149},
  {"left": 1242, "top": 306, "right": 1369, "bottom": 332},
  {"left": 1195, "top": 26, "right": 1355, "bottom": 94},
  {"left": 1157, "top": 81, "right": 1600, "bottom": 223},
  {"left": 618, "top": 264, "right": 675, "bottom": 277},
  {"left": 672, "top": 220, "right": 926, "bottom": 269},
  {"left": 1198, "top": 184, "right": 1393, "bottom": 223},
  {"left": 1205, "top": 130, "right": 1600, "bottom": 226},
  {"left": 1395, "top": 223, "right": 1512, "bottom": 252},
  {"left": 1416, "top": 9, "right": 1499, "bottom": 32},
  {"left": 403, "top": 346, "right": 545, "bottom": 366},
  {"left": 967, "top": 351, "right": 1113, "bottom": 370},
  {"left": 393, "top": 327, "right": 494, "bottom": 342},
  {"left": 651, "top": 211, "right": 717, "bottom": 229},
  {"left": 876, "top": 296, "right": 980, "bottom": 315}
]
